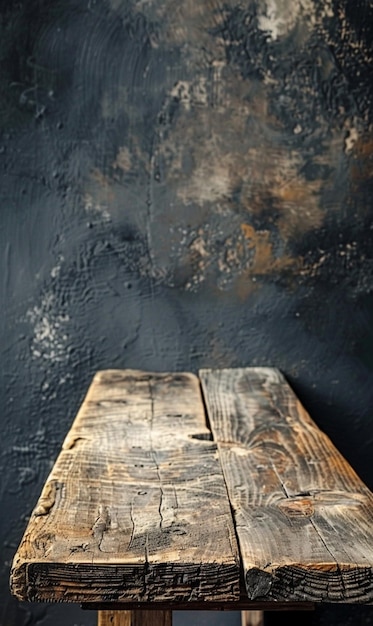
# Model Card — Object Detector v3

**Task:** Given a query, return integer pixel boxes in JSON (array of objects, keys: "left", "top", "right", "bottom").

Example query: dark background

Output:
[{"left": 1, "top": 0, "right": 373, "bottom": 624}]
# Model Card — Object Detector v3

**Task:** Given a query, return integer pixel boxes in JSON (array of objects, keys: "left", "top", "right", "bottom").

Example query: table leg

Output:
[
  {"left": 98, "top": 611, "right": 131, "bottom": 626},
  {"left": 98, "top": 611, "right": 172, "bottom": 626},
  {"left": 241, "top": 611, "right": 264, "bottom": 626}
]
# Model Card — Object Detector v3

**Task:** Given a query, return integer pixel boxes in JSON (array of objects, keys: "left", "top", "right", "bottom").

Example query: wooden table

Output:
[{"left": 10, "top": 368, "right": 373, "bottom": 625}]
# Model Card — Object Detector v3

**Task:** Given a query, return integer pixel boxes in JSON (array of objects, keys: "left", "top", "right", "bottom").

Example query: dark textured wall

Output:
[{"left": 1, "top": 1, "right": 373, "bottom": 624}]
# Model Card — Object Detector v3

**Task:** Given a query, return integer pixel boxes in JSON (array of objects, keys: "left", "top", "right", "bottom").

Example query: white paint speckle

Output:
[
  {"left": 258, "top": 0, "right": 302, "bottom": 40},
  {"left": 84, "top": 193, "right": 111, "bottom": 222},
  {"left": 27, "top": 293, "right": 70, "bottom": 363},
  {"left": 344, "top": 127, "right": 359, "bottom": 154},
  {"left": 50, "top": 255, "right": 65, "bottom": 278},
  {"left": 258, "top": 0, "right": 334, "bottom": 40}
]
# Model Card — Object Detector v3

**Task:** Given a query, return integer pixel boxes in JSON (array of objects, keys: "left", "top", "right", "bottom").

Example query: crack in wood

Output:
[
  {"left": 128, "top": 501, "right": 136, "bottom": 550},
  {"left": 143, "top": 533, "right": 150, "bottom": 601},
  {"left": 270, "top": 460, "right": 290, "bottom": 499},
  {"left": 189, "top": 432, "right": 213, "bottom": 441},
  {"left": 148, "top": 379, "right": 164, "bottom": 530},
  {"left": 92, "top": 505, "right": 111, "bottom": 551}
]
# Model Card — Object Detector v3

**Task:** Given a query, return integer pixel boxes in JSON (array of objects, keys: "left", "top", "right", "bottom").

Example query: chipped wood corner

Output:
[{"left": 10, "top": 559, "right": 28, "bottom": 602}]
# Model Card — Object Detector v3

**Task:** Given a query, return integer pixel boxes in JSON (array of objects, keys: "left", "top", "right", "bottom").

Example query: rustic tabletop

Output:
[{"left": 10, "top": 368, "right": 373, "bottom": 612}]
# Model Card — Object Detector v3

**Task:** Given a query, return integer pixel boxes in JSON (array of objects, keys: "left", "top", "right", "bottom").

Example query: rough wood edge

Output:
[{"left": 83, "top": 602, "right": 316, "bottom": 612}]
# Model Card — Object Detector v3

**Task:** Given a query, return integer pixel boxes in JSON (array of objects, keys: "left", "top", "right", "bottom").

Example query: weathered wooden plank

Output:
[
  {"left": 200, "top": 367, "right": 373, "bottom": 603},
  {"left": 10, "top": 370, "right": 239, "bottom": 603}
]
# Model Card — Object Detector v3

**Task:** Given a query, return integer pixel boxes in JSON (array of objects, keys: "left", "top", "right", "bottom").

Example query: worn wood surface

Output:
[
  {"left": 10, "top": 370, "right": 239, "bottom": 603},
  {"left": 200, "top": 367, "right": 373, "bottom": 604},
  {"left": 98, "top": 610, "right": 172, "bottom": 626},
  {"left": 98, "top": 610, "right": 131, "bottom": 626},
  {"left": 241, "top": 611, "right": 263, "bottom": 626},
  {"left": 10, "top": 367, "right": 373, "bottom": 607}
]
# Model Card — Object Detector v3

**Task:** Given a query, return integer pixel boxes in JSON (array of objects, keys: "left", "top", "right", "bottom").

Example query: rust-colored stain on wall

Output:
[{"left": 78, "top": 0, "right": 373, "bottom": 296}]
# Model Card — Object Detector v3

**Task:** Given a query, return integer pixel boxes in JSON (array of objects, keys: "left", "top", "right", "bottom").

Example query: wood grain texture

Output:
[
  {"left": 98, "top": 611, "right": 131, "bottom": 626},
  {"left": 10, "top": 370, "right": 239, "bottom": 603},
  {"left": 200, "top": 367, "right": 373, "bottom": 604},
  {"left": 241, "top": 611, "right": 263, "bottom": 626},
  {"left": 84, "top": 600, "right": 315, "bottom": 612},
  {"left": 98, "top": 610, "right": 172, "bottom": 626}
]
